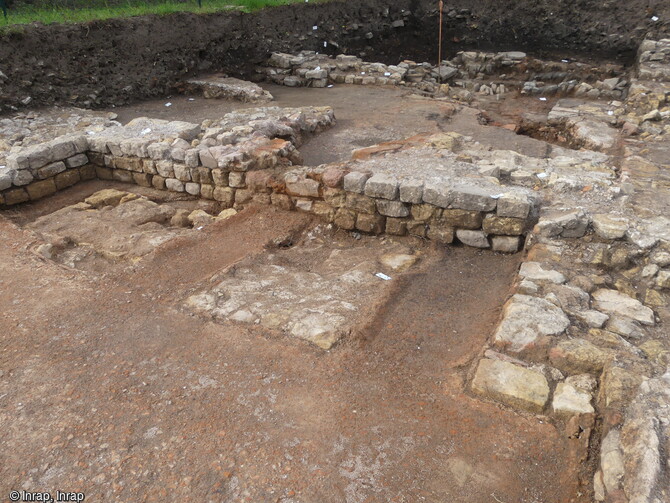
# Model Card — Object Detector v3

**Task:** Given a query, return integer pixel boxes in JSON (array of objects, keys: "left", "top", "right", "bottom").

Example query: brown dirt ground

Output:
[
  {"left": 0, "top": 193, "right": 587, "bottom": 503},
  {"left": 0, "top": 86, "right": 593, "bottom": 502}
]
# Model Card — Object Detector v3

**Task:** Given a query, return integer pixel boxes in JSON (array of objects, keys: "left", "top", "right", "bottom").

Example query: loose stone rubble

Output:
[
  {"left": 185, "top": 74, "right": 274, "bottom": 102},
  {"left": 259, "top": 49, "right": 627, "bottom": 100},
  {"left": 1, "top": 38, "right": 669, "bottom": 503}
]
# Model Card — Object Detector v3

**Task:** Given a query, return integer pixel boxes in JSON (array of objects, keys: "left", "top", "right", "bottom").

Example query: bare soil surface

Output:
[{"left": 0, "top": 178, "right": 588, "bottom": 502}]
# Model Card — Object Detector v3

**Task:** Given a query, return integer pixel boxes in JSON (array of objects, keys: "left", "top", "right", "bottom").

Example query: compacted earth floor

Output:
[{"left": 1, "top": 84, "right": 588, "bottom": 502}]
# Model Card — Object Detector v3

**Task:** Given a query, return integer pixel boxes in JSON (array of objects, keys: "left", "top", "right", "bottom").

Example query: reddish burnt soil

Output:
[{"left": 0, "top": 183, "right": 589, "bottom": 502}]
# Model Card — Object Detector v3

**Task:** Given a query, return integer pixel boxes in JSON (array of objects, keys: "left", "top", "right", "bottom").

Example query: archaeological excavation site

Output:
[{"left": 0, "top": 0, "right": 669, "bottom": 501}]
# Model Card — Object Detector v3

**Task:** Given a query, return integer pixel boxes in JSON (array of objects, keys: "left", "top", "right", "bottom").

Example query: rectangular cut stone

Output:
[
  {"left": 471, "top": 358, "right": 549, "bottom": 413},
  {"left": 334, "top": 208, "right": 357, "bottom": 230},
  {"left": 450, "top": 185, "right": 497, "bottom": 211},
  {"left": 0, "top": 170, "right": 11, "bottom": 191},
  {"left": 26, "top": 179, "right": 57, "bottom": 200},
  {"left": 285, "top": 177, "right": 320, "bottom": 197},
  {"left": 148, "top": 142, "right": 172, "bottom": 160},
  {"left": 112, "top": 170, "right": 133, "bottom": 183},
  {"left": 79, "top": 165, "right": 96, "bottom": 181},
  {"left": 48, "top": 137, "right": 77, "bottom": 161},
  {"left": 440, "top": 209, "right": 482, "bottom": 229},
  {"left": 156, "top": 160, "right": 174, "bottom": 178},
  {"left": 364, "top": 174, "right": 399, "bottom": 200},
  {"left": 213, "top": 187, "right": 235, "bottom": 206},
  {"left": 345, "top": 193, "right": 376, "bottom": 214},
  {"left": 399, "top": 179, "right": 424, "bottom": 203},
  {"left": 498, "top": 194, "right": 531, "bottom": 218},
  {"left": 114, "top": 157, "right": 142, "bottom": 172},
  {"left": 229, "top": 172, "right": 246, "bottom": 188},
  {"left": 422, "top": 179, "right": 453, "bottom": 208},
  {"left": 64, "top": 154, "right": 89, "bottom": 169},
  {"left": 386, "top": 218, "right": 407, "bottom": 236},
  {"left": 376, "top": 199, "right": 410, "bottom": 217},
  {"left": 37, "top": 161, "right": 66, "bottom": 180},
  {"left": 173, "top": 164, "right": 191, "bottom": 182},
  {"left": 482, "top": 215, "right": 526, "bottom": 236},
  {"left": 343, "top": 171, "right": 370, "bottom": 194},
  {"left": 4, "top": 188, "right": 30, "bottom": 205},
  {"left": 165, "top": 178, "right": 185, "bottom": 192},
  {"left": 427, "top": 224, "right": 455, "bottom": 244},
  {"left": 491, "top": 235, "right": 521, "bottom": 253},
  {"left": 55, "top": 170, "right": 81, "bottom": 190},
  {"left": 356, "top": 213, "right": 385, "bottom": 234}
]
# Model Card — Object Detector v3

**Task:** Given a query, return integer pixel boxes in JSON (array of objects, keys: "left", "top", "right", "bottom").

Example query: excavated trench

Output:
[{"left": 1, "top": 2, "right": 669, "bottom": 502}]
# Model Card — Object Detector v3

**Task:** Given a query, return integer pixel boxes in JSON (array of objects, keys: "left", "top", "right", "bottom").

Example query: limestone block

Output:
[
  {"left": 427, "top": 224, "right": 455, "bottom": 244},
  {"left": 12, "top": 169, "right": 34, "bottom": 186},
  {"left": 229, "top": 172, "right": 246, "bottom": 188},
  {"left": 211, "top": 169, "right": 228, "bottom": 187},
  {"left": 364, "top": 174, "right": 399, "bottom": 200},
  {"left": 271, "top": 193, "right": 293, "bottom": 211},
  {"left": 95, "top": 167, "right": 113, "bottom": 180},
  {"left": 173, "top": 164, "right": 191, "bottom": 182},
  {"left": 471, "top": 358, "right": 549, "bottom": 413},
  {"left": 456, "top": 229, "right": 490, "bottom": 248},
  {"left": 285, "top": 175, "right": 319, "bottom": 197},
  {"left": 494, "top": 294, "right": 570, "bottom": 352},
  {"left": 592, "top": 289, "right": 655, "bottom": 326},
  {"left": 482, "top": 215, "right": 525, "bottom": 236},
  {"left": 422, "top": 179, "right": 452, "bottom": 208},
  {"left": 148, "top": 142, "right": 172, "bottom": 160},
  {"left": 109, "top": 170, "right": 131, "bottom": 183},
  {"left": 411, "top": 204, "right": 436, "bottom": 222},
  {"left": 213, "top": 187, "right": 235, "bottom": 206},
  {"left": 235, "top": 189, "right": 253, "bottom": 206},
  {"left": 185, "top": 182, "right": 201, "bottom": 196},
  {"left": 334, "top": 208, "right": 357, "bottom": 230},
  {"left": 3, "top": 188, "right": 30, "bottom": 205},
  {"left": 407, "top": 221, "right": 427, "bottom": 237},
  {"left": 114, "top": 157, "right": 143, "bottom": 172},
  {"left": 552, "top": 382, "right": 595, "bottom": 416},
  {"left": 549, "top": 338, "right": 612, "bottom": 374},
  {"left": 322, "top": 167, "right": 347, "bottom": 188},
  {"left": 132, "top": 173, "right": 152, "bottom": 187},
  {"left": 294, "top": 198, "right": 313, "bottom": 212},
  {"left": 188, "top": 209, "right": 215, "bottom": 227},
  {"left": 491, "top": 235, "right": 521, "bottom": 253},
  {"left": 497, "top": 194, "right": 531, "bottom": 219},
  {"left": 0, "top": 168, "right": 12, "bottom": 191},
  {"left": 376, "top": 199, "right": 410, "bottom": 218},
  {"left": 64, "top": 154, "right": 89, "bottom": 169},
  {"left": 36, "top": 161, "right": 66, "bottom": 180},
  {"left": 386, "top": 218, "right": 407, "bottom": 236},
  {"left": 323, "top": 187, "right": 346, "bottom": 207},
  {"left": 534, "top": 210, "right": 590, "bottom": 238},
  {"left": 519, "top": 262, "right": 566, "bottom": 284},
  {"left": 592, "top": 214, "right": 629, "bottom": 240},
  {"left": 343, "top": 171, "right": 370, "bottom": 194},
  {"left": 345, "top": 193, "right": 376, "bottom": 214},
  {"left": 312, "top": 201, "right": 335, "bottom": 222},
  {"left": 165, "top": 178, "right": 185, "bottom": 192},
  {"left": 85, "top": 189, "right": 128, "bottom": 207},
  {"left": 152, "top": 175, "right": 166, "bottom": 190},
  {"left": 199, "top": 148, "right": 218, "bottom": 169},
  {"left": 440, "top": 209, "right": 482, "bottom": 229},
  {"left": 200, "top": 184, "right": 214, "bottom": 200},
  {"left": 356, "top": 213, "right": 385, "bottom": 234},
  {"left": 399, "top": 179, "right": 424, "bottom": 203},
  {"left": 450, "top": 185, "right": 497, "bottom": 211},
  {"left": 26, "top": 179, "right": 57, "bottom": 200},
  {"left": 55, "top": 170, "right": 81, "bottom": 190},
  {"left": 184, "top": 149, "right": 201, "bottom": 168},
  {"left": 156, "top": 160, "right": 174, "bottom": 178}
]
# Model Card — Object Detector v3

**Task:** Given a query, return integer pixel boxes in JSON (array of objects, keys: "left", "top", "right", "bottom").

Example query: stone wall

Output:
[{"left": 0, "top": 110, "right": 537, "bottom": 252}]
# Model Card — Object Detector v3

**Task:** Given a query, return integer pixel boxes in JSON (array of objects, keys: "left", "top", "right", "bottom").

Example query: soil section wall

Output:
[{"left": 0, "top": 0, "right": 668, "bottom": 109}]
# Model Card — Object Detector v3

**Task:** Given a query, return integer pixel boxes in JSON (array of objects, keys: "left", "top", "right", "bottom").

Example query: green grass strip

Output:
[{"left": 1, "top": 0, "right": 330, "bottom": 29}]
